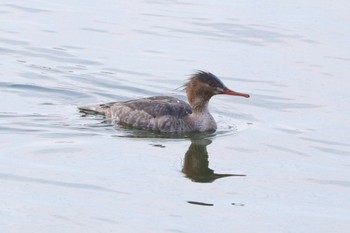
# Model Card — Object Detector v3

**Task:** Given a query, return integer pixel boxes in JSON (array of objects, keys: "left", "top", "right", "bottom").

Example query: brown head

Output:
[{"left": 184, "top": 71, "right": 250, "bottom": 112}]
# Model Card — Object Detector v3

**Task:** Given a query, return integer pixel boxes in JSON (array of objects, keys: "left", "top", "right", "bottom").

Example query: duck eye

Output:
[{"left": 209, "top": 82, "right": 216, "bottom": 87}]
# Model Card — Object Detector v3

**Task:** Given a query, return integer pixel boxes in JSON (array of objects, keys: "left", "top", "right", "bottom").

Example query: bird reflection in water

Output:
[
  {"left": 182, "top": 139, "right": 245, "bottom": 183},
  {"left": 79, "top": 115, "right": 246, "bottom": 183}
]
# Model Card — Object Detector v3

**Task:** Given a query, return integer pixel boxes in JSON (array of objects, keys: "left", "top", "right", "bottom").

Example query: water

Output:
[{"left": 1, "top": 1, "right": 350, "bottom": 232}]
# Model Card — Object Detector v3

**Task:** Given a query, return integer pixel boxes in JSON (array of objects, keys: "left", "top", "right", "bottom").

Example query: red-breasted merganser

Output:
[{"left": 79, "top": 71, "right": 250, "bottom": 133}]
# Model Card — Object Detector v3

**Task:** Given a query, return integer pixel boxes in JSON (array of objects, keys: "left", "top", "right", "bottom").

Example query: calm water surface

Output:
[{"left": 1, "top": 1, "right": 350, "bottom": 233}]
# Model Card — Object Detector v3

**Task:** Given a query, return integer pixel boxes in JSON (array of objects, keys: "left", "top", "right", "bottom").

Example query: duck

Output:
[{"left": 79, "top": 71, "right": 250, "bottom": 133}]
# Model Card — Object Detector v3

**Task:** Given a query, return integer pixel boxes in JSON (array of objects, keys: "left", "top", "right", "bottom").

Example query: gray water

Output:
[{"left": 1, "top": 1, "right": 350, "bottom": 233}]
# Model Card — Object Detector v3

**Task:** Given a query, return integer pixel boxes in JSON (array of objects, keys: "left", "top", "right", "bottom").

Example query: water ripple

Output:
[
  {"left": 0, "top": 82, "right": 90, "bottom": 100},
  {"left": 0, "top": 172, "right": 118, "bottom": 193},
  {"left": 2, "top": 3, "right": 50, "bottom": 13},
  {"left": 0, "top": 46, "right": 102, "bottom": 65}
]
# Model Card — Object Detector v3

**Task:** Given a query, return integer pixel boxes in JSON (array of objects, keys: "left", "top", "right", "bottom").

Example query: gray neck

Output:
[{"left": 190, "top": 98, "right": 211, "bottom": 114}]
